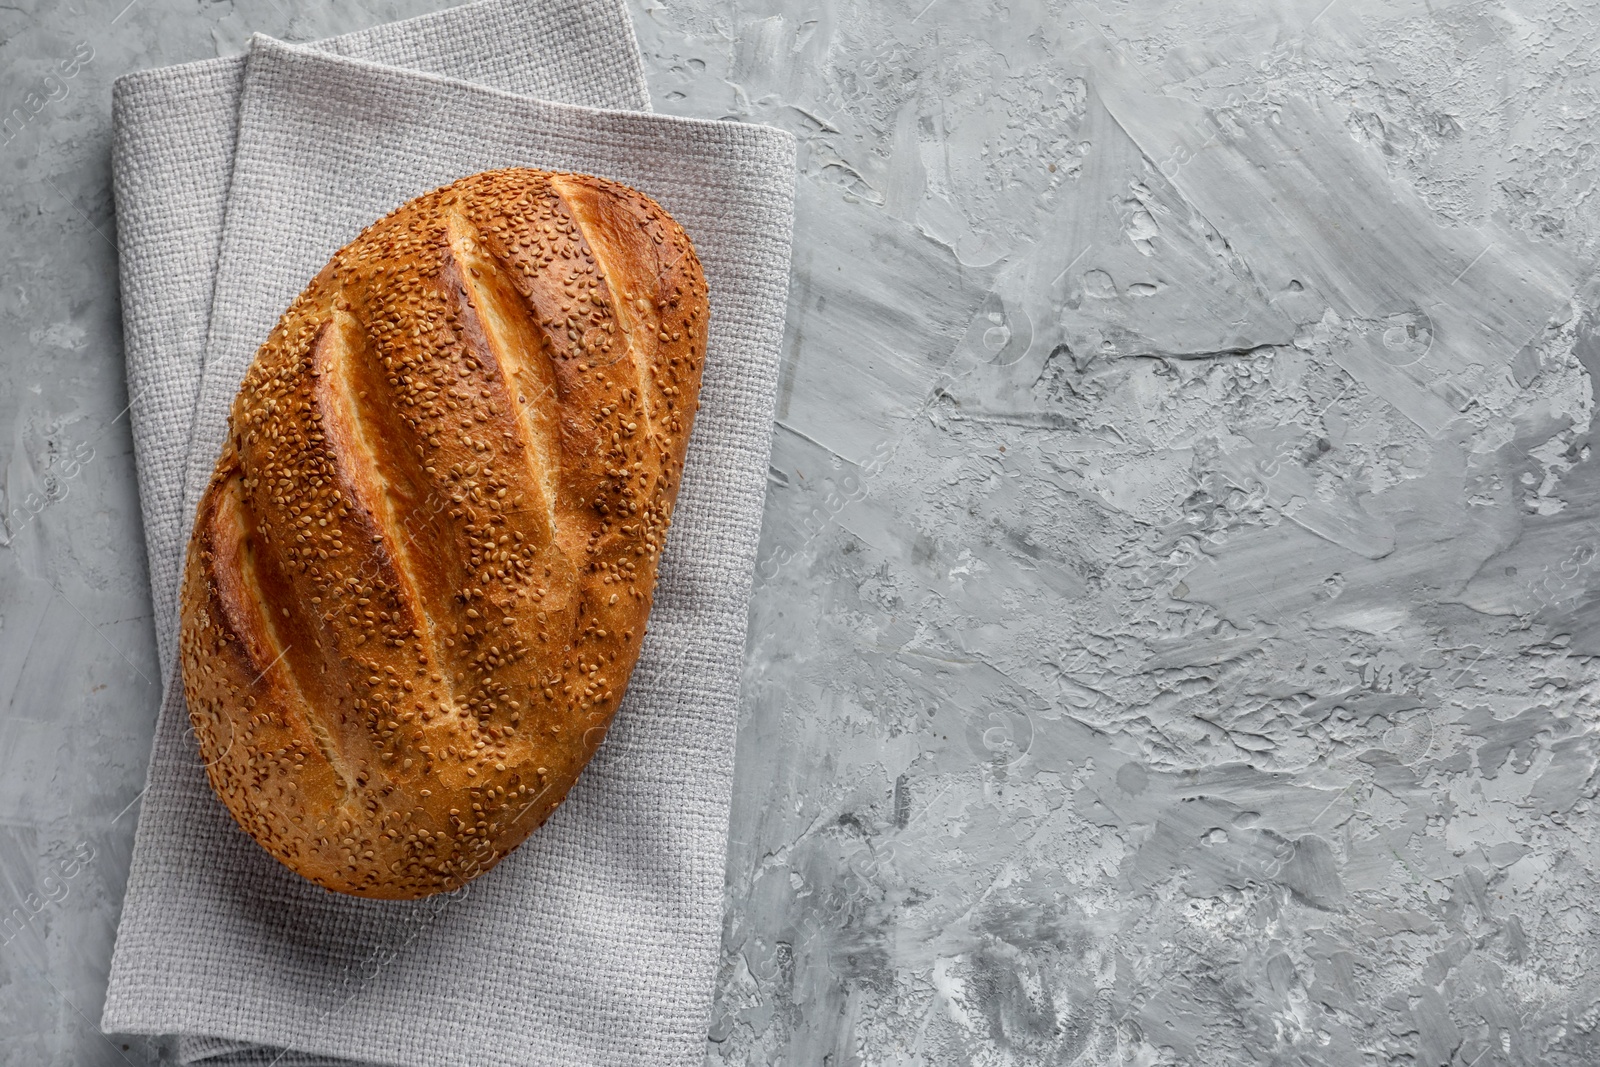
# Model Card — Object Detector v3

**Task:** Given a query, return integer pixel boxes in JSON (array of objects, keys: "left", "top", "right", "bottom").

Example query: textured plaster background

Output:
[{"left": 2, "top": 0, "right": 1600, "bottom": 1064}]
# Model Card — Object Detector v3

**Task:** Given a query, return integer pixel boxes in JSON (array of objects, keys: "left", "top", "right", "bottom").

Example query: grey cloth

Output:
[{"left": 100, "top": 3, "right": 797, "bottom": 1065}]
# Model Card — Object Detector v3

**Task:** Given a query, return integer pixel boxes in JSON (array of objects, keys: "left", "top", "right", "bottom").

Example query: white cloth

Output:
[{"left": 100, "top": 3, "right": 796, "bottom": 1065}]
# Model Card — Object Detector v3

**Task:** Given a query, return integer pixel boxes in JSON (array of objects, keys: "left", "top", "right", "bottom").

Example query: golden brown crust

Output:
[{"left": 179, "top": 169, "right": 709, "bottom": 899}]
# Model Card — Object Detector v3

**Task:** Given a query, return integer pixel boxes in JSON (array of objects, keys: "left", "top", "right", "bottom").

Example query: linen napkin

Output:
[{"left": 101, "top": 4, "right": 797, "bottom": 1065}]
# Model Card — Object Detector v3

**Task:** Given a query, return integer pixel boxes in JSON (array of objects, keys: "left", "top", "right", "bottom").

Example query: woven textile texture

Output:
[{"left": 102, "top": 5, "right": 796, "bottom": 1065}]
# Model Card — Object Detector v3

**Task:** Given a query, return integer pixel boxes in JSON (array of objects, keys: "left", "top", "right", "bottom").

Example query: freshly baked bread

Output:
[{"left": 179, "top": 169, "right": 708, "bottom": 899}]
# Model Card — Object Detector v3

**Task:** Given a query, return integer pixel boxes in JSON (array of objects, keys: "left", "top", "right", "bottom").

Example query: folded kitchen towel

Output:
[{"left": 101, "top": 4, "right": 797, "bottom": 1065}]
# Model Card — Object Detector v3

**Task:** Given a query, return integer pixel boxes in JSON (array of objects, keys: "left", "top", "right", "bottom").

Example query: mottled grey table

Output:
[{"left": 4, "top": 1, "right": 1598, "bottom": 1064}]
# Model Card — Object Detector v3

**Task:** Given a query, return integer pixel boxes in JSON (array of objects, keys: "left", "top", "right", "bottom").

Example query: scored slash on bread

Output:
[{"left": 180, "top": 169, "right": 709, "bottom": 899}]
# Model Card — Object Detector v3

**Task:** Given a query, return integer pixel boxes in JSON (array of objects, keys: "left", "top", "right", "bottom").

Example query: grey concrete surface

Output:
[{"left": 4, "top": 0, "right": 1600, "bottom": 1064}]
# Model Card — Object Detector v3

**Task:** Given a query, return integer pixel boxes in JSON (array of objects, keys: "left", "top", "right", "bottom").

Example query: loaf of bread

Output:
[{"left": 179, "top": 169, "right": 709, "bottom": 899}]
